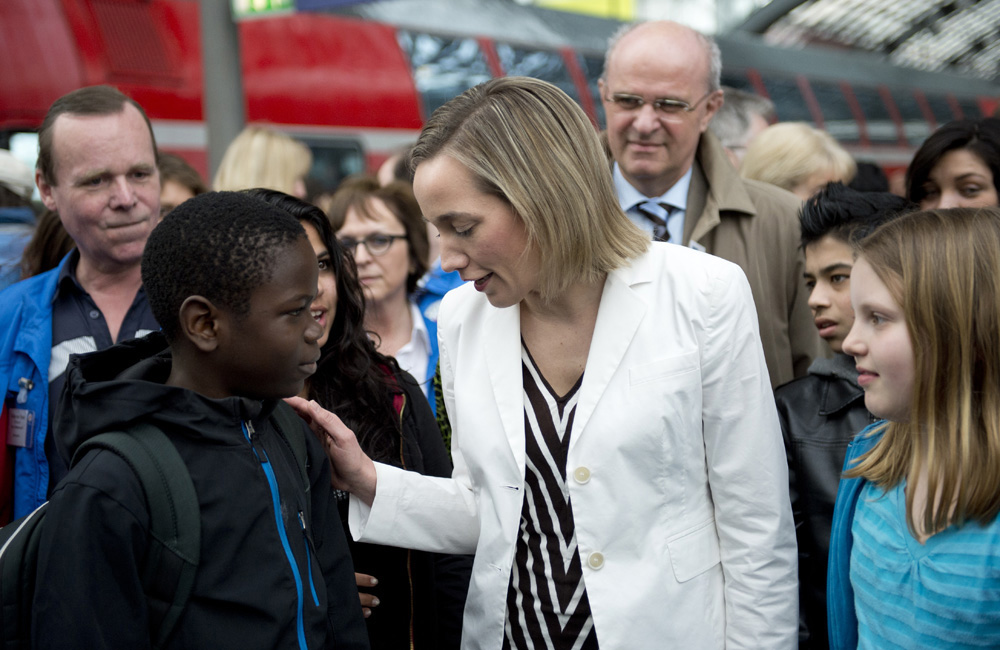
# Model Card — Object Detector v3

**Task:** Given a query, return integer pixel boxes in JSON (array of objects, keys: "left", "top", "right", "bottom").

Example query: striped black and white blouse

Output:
[{"left": 502, "top": 343, "right": 600, "bottom": 650}]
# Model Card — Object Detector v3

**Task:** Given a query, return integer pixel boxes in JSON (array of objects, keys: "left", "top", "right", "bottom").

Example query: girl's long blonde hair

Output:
[{"left": 847, "top": 208, "right": 1000, "bottom": 535}]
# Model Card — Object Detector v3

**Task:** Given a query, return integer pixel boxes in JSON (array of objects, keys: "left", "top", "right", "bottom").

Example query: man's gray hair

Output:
[
  {"left": 601, "top": 21, "right": 722, "bottom": 93},
  {"left": 709, "top": 87, "right": 776, "bottom": 148}
]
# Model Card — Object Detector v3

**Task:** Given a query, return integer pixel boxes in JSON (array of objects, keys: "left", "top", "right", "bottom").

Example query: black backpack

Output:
[{"left": 0, "top": 405, "right": 308, "bottom": 650}]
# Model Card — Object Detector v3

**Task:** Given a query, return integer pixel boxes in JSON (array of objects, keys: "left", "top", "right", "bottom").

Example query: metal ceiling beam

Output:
[
  {"left": 729, "top": 0, "right": 812, "bottom": 34},
  {"left": 946, "top": 32, "right": 990, "bottom": 66},
  {"left": 883, "top": 2, "right": 965, "bottom": 53}
]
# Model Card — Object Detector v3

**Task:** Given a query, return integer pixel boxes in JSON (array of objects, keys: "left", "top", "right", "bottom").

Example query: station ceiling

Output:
[{"left": 733, "top": 0, "right": 1000, "bottom": 82}]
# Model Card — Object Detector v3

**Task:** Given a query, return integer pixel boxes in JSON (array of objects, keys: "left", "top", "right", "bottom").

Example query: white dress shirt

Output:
[
  {"left": 613, "top": 163, "right": 692, "bottom": 245},
  {"left": 390, "top": 301, "right": 432, "bottom": 387}
]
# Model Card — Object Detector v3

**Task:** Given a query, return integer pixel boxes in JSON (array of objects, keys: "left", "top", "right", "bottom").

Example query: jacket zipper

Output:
[
  {"left": 242, "top": 420, "right": 309, "bottom": 650},
  {"left": 298, "top": 510, "right": 320, "bottom": 606},
  {"left": 396, "top": 393, "right": 416, "bottom": 650}
]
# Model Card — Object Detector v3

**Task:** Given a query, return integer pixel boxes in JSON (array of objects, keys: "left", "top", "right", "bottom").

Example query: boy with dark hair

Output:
[
  {"left": 774, "top": 182, "right": 913, "bottom": 649},
  {"left": 32, "top": 192, "right": 369, "bottom": 649}
]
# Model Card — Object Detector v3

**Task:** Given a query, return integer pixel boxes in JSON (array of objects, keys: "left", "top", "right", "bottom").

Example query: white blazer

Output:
[{"left": 351, "top": 243, "right": 797, "bottom": 649}]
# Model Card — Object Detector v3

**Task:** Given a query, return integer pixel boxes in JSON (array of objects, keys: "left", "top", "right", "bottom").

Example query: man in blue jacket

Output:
[{"left": 0, "top": 85, "right": 161, "bottom": 520}]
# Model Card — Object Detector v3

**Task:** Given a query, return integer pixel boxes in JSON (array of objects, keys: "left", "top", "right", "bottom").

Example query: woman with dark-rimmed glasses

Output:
[{"left": 329, "top": 176, "right": 439, "bottom": 409}]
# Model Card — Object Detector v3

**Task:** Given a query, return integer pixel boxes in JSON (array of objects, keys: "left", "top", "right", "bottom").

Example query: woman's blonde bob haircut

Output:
[
  {"left": 213, "top": 126, "right": 312, "bottom": 196},
  {"left": 741, "top": 122, "right": 856, "bottom": 194},
  {"left": 847, "top": 207, "right": 1000, "bottom": 536},
  {"left": 409, "top": 76, "right": 648, "bottom": 301}
]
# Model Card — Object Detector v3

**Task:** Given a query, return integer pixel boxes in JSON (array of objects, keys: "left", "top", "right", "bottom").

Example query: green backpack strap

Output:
[{"left": 73, "top": 423, "right": 200, "bottom": 650}]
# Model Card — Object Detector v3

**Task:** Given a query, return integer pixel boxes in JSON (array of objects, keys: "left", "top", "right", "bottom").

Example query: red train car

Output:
[
  {"left": 3, "top": 0, "right": 998, "bottom": 189},
  {"left": 1, "top": 0, "right": 423, "bottom": 185}
]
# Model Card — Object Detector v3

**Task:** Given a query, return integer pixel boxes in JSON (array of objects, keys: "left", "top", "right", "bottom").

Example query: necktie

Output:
[{"left": 635, "top": 201, "right": 673, "bottom": 242}]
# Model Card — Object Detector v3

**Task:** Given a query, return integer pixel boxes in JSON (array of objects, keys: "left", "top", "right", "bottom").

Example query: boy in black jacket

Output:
[
  {"left": 32, "top": 192, "right": 369, "bottom": 649},
  {"left": 773, "top": 183, "right": 911, "bottom": 650}
]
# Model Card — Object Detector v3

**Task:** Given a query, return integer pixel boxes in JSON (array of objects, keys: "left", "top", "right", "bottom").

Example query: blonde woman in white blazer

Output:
[{"left": 289, "top": 77, "right": 797, "bottom": 650}]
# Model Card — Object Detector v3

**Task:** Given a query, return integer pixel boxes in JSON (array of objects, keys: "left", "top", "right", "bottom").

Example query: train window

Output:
[
  {"left": 924, "top": 93, "right": 958, "bottom": 126},
  {"left": 850, "top": 86, "right": 898, "bottom": 145},
  {"left": 760, "top": 76, "right": 814, "bottom": 125},
  {"left": 300, "top": 138, "right": 366, "bottom": 196},
  {"left": 7, "top": 133, "right": 38, "bottom": 171},
  {"left": 6, "top": 132, "right": 39, "bottom": 201},
  {"left": 579, "top": 54, "right": 606, "bottom": 129},
  {"left": 496, "top": 44, "right": 581, "bottom": 105},
  {"left": 890, "top": 89, "right": 932, "bottom": 147},
  {"left": 809, "top": 81, "right": 860, "bottom": 144},
  {"left": 956, "top": 97, "right": 983, "bottom": 120},
  {"left": 397, "top": 31, "right": 492, "bottom": 119}
]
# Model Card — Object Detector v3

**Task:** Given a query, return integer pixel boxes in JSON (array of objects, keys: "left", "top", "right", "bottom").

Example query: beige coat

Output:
[{"left": 683, "top": 132, "right": 823, "bottom": 387}]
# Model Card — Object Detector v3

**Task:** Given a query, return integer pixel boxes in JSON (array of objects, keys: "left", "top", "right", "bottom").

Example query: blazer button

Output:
[
  {"left": 587, "top": 552, "right": 604, "bottom": 570},
  {"left": 573, "top": 466, "right": 591, "bottom": 484}
]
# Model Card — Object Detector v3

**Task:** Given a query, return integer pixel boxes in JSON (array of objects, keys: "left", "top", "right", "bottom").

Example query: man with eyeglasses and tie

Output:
[{"left": 600, "top": 20, "right": 822, "bottom": 389}]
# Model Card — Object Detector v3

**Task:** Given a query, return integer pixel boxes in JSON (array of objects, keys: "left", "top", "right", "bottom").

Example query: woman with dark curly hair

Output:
[
  {"left": 246, "top": 188, "right": 470, "bottom": 650},
  {"left": 905, "top": 117, "right": 1000, "bottom": 209}
]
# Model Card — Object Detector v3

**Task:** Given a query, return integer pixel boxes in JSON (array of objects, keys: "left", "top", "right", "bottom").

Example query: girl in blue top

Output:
[{"left": 828, "top": 207, "right": 1000, "bottom": 649}]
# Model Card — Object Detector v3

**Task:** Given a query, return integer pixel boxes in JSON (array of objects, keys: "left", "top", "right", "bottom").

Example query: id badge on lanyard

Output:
[{"left": 5, "top": 378, "right": 35, "bottom": 448}]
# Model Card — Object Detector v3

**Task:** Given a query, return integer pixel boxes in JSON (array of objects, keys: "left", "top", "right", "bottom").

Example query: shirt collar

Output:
[
  {"left": 613, "top": 163, "right": 693, "bottom": 212},
  {"left": 54, "top": 249, "right": 84, "bottom": 301},
  {"left": 52, "top": 249, "right": 148, "bottom": 305},
  {"left": 408, "top": 301, "right": 431, "bottom": 352}
]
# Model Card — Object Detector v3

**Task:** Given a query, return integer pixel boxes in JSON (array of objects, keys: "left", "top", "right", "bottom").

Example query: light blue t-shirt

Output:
[{"left": 850, "top": 480, "right": 1000, "bottom": 649}]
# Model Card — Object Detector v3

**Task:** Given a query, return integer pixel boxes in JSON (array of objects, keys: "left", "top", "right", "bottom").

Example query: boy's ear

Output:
[{"left": 177, "top": 296, "right": 222, "bottom": 352}]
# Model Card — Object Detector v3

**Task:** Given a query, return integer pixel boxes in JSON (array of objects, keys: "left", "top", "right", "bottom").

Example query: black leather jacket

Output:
[{"left": 774, "top": 353, "right": 874, "bottom": 650}]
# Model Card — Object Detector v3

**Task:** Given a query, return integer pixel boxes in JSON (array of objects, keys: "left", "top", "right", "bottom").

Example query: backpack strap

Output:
[
  {"left": 269, "top": 402, "right": 309, "bottom": 488},
  {"left": 0, "top": 501, "right": 49, "bottom": 649},
  {"left": 269, "top": 402, "right": 311, "bottom": 525},
  {"left": 73, "top": 423, "right": 200, "bottom": 650}
]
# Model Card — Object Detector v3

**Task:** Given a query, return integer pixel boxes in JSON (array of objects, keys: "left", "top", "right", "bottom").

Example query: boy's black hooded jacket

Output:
[{"left": 32, "top": 333, "right": 370, "bottom": 650}]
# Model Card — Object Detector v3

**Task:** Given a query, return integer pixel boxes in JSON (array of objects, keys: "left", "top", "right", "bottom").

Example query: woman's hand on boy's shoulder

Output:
[{"left": 284, "top": 397, "right": 378, "bottom": 505}]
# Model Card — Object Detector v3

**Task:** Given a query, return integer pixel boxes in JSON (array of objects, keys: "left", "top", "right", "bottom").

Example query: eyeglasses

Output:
[
  {"left": 606, "top": 91, "right": 714, "bottom": 120},
  {"left": 337, "top": 233, "right": 407, "bottom": 257}
]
